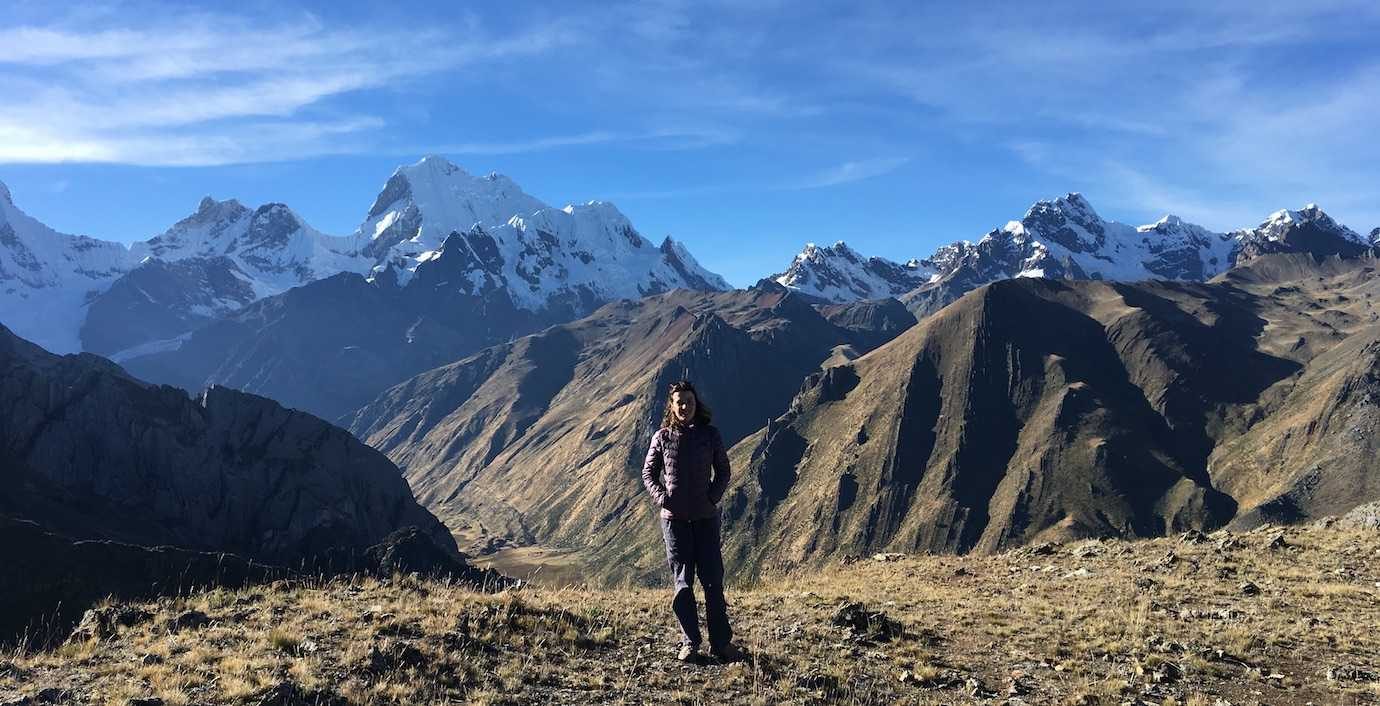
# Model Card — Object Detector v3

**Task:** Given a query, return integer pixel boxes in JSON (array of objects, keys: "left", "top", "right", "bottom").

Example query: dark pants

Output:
[{"left": 659, "top": 514, "right": 732, "bottom": 650}]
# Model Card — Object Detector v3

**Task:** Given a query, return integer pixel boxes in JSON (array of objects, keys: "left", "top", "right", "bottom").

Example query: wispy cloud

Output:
[
  {"left": 0, "top": 11, "right": 575, "bottom": 166},
  {"left": 793, "top": 157, "right": 910, "bottom": 189},
  {"left": 431, "top": 127, "right": 739, "bottom": 156}
]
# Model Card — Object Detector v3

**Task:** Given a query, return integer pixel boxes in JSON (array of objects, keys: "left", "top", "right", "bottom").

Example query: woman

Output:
[{"left": 641, "top": 380, "right": 746, "bottom": 664}]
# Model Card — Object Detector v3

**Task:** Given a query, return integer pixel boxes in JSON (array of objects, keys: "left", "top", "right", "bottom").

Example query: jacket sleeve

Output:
[
  {"left": 708, "top": 427, "right": 731, "bottom": 505},
  {"left": 641, "top": 429, "right": 668, "bottom": 507}
]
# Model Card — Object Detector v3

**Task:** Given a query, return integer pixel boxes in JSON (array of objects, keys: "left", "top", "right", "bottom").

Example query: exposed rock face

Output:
[
  {"left": 1231, "top": 205, "right": 1371, "bottom": 265},
  {"left": 0, "top": 323, "right": 490, "bottom": 641},
  {"left": 348, "top": 283, "right": 910, "bottom": 584},
  {"left": 773, "top": 241, "right": 936, "bottom": 302},
  {"left": 715, "top": 253, "right": 1380, "bottom": 580},
  {"left": 80, "top": 256, "right": 257, "bottom": 356},
  {"left": 119, "top": 261, "right": 565, "bottom": 424},
  {"left": 817, "top": 298, "right": 918, "bottom": 347},
  {"left": 0, "top": 323, "right": 457, "bottom": 564}
]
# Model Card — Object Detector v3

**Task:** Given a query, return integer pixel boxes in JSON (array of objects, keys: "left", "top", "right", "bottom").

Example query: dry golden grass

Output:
[{"left": 1, "top": 524, "right": 1377, "bottom": 705}]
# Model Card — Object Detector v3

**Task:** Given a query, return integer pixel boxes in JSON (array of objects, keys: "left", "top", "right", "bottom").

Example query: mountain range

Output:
[
  {"left": 774, "top": 194, "right": 1377, "bottom": 316},
  {"left": 5, "top": 158, "right": 1380, "bottom": 592},
  {"left": 0, "top": 156, "right": 726, "bottom": 361}
]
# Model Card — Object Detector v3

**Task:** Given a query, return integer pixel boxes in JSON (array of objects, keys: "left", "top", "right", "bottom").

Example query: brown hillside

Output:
[
  {"left": 348, "top": 284, "right": 905, "bottom": 585},
  {"left": 722, "top": 254, "right": 1380, "bottom": 579}
]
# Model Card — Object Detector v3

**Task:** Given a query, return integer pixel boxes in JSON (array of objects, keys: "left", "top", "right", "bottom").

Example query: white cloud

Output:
[
  {"left": 794, "top": 157, "right": 910, "bottom": 189},
  {"left": 0, "top": 11, "right": 574, "bottom": 166}
]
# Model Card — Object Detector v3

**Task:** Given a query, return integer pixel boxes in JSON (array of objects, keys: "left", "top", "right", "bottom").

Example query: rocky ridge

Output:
[{"left": 0, "top": 323, "right": 473, "bottom": 641}]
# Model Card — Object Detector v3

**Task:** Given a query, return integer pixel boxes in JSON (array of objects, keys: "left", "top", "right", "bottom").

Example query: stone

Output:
[
  {"left": 1327, "top": 665, "right": 1380, "bottom": 682},
  {"left": 1239, "top": 581, "right": 1261, "bottom": 597},
  {"left": 167, "top": 610, "right": 211, "bottom": 633},
  {"left": 1179, "top": 529, "right": 1209, "bottom": 544},
  {"left": 254, "top": 681, "right": 348, "bottom": 706},
  {"left": 67, "top": 605, "right": 154, "bottom": 643},
  {"left": 829, "top": 601, "right": 905, "bottom": 642}
]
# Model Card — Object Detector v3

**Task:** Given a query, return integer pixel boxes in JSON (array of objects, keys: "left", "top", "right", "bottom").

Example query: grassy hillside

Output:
[{"left": 3, "top": 523, "right": 1377, "bottom": 705}]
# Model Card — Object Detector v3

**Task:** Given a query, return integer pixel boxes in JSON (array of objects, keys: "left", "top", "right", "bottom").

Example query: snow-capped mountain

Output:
[
  {"left": 1231, "top": 204, "right": 1371, "bottom": 265},
  {"left": 2, "top": 155, "right": 730, "bottom": 356},
  {"left": 129, "top": 197, "right": 367, "bottom": 296},
  {"left": 80, "top": 198, "right": 368, "bottom": 355},
  {"left": 0, "top": 180, "right": 129, "bottom": 353},
  {"left": 775, "top": 193, "right": 1373, "bottom": 315},
  {"left": 773, "top": 241, "right": 936, "bottom": 302},
  {"left": 357, "top": 155, "right": 548, "bottom": 264},
  {"left": 355, "top": 155, "right": 729, "bottom": 306}
]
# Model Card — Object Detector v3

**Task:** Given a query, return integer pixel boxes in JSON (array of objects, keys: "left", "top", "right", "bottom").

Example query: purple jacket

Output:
[{"left": 641, "top": 423, "right": 731, "bottom": 520}]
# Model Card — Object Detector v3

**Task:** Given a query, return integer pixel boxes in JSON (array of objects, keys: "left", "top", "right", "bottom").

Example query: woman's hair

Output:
[{"left": 661, "top": 380, "right": 713, "bottom": 429}]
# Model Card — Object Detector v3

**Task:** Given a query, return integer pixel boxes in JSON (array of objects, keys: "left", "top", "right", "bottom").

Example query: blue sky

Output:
[{"left": 2, "top": 0, "right": 1379, "bottom": 287}]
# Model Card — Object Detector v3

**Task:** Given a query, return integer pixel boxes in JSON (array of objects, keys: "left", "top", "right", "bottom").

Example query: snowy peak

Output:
[
  {"left": 359, "top": 155, "right": 548, "bottom": 261},
  {"left": 244, "top": 203, "right": 306, "bottom": 250},
  {"left": 659, "top": 235, "right": 732, "bottom": 292},
  {"left": 1254, "top": 203, "right": 1364, "bottom": 244},
  {"left": 0, "top": 184, "right": 131, "bottom": 353},
  {"left": 1026, "top": 192, "right": 1101, "bottom": 226},
  {"left": 773, "top": 240, "right": 935, "bottom": 303},
  {"left": 1233, "top": 202, "right": 1370, "bottom": 265},
  {"left": 1015, "top": 191, "right": 1109, "bottom": 253},
  {"left": 0, "top": 180, "right": 11, "bottom": 206},
  {"left": 357, "top": 158, "right": 729, "bottom": 310},
  {"left": 129, "top": 195, "right": 366, "bottom": 297}
]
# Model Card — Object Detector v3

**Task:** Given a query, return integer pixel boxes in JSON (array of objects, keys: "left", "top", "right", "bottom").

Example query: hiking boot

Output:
[
  {"left": 677, "top": 643, "right": 698, "bottom": 662},
  {"left": 710, "top": 642, "right": 747, "bottom": 663}
]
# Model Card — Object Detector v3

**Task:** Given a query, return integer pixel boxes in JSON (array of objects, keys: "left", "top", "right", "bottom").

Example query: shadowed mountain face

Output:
[
  {"left": 0, "top": 323, "right": 487, "bottom": 641},
  {"left": 718, "top": 253, "right": 1380, "bottom": 579},
  {"left": 0, "top": 324, "right": 457, "bottom": 565},
  {"left": 120, "top": 208, "right": 732, "bottom": 423},
  {"left": 348, "top": 284, "right": 909, "bottom": 584},
  {"left": 117, "top": 265, "right": 563, "bottom": 425},
  {"left": 79, "top": 256, "right": 258, "bottom": 356}
]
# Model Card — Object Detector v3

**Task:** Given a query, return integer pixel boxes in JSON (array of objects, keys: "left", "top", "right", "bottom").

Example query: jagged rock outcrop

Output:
[
  {"left": 0, "top": 323, "right": 487, "bottom": 641},
  {"left": 0, "top": 323, "right": 458, "bottom": 566}
]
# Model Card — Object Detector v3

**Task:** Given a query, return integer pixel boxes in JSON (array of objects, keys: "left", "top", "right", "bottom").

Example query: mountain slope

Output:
[
  {"left": 348, "top": 284, "right": 909, "bottom": 584},
  {"left": 5, "top": 523, "right": 1376, "bottom": 705},
  {"left": 0, "top": 323, "right": 455, "bottom": 565},
  {"left": 719, "top": 253, "right": 1380, "bottom": 579},
  {"left": 0, "top": 181, "right": 129, "bottom": 353}
]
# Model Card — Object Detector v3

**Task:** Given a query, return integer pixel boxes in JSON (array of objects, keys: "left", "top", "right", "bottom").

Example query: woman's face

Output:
[{"left": 672, "top": 390, "right": 697, "bottom": 423}]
